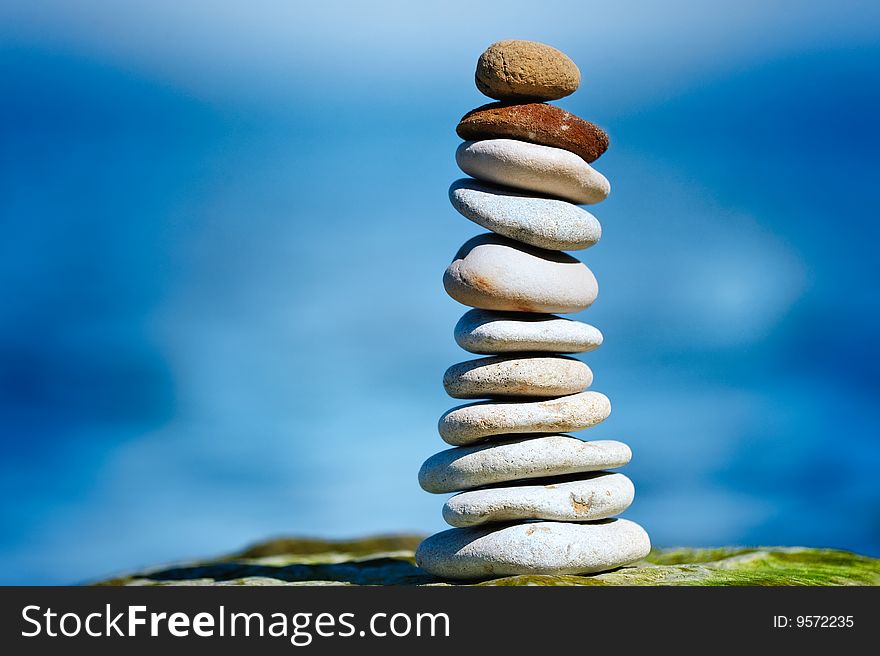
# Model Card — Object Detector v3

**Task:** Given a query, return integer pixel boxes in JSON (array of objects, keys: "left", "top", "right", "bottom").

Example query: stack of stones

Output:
[{"left": 415, "top": 40, "right": 651, "bottom": 579}]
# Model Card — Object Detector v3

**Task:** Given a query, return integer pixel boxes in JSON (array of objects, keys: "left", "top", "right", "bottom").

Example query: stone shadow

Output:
[{"left": 142, "top": 556, "right": 441, "bottom": 586}]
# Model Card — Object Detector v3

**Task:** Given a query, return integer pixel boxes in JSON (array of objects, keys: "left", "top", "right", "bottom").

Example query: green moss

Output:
[
  {"left": 230, "top": 535, "right": 424, "bottom": 559},
  {"left": 643, "top": 546, "right": 758, "bottom": 565},
  {"left": 91, "top": 537, "right": 880, "bottom": 586}
]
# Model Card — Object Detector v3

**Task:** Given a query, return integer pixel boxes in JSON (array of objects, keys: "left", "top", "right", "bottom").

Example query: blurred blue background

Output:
[{"left": 1, "top": 0, "right": 879, "bottom": 584}]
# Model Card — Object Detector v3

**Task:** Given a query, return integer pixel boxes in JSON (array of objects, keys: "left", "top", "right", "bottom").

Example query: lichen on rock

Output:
[{"left": 92, "top": 536, "right": 880, "bottom": 586}]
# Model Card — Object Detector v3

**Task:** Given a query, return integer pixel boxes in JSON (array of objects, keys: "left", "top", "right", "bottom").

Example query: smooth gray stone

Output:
[
  {"left": 438, "top": 391, "right": 610, "bottom": 445},
  {"left": 449, "top": 179, "right": 601, "bottom": 251},
  {"left": 418, "top": 436, "right": 632, "bottom": 494},
  {"left": 443, "top": 473, "right": 635, "bottom": 527},
  {"left": 443, "top": 234, "right": 598, "bottom": 314},
  {"left": 456, "top": 139, "right": 610, "bottom": 204},
  {"left": 455, "top": 309, "right": 603, "bottom": 354},
  {"left": 443, "top": 355, "right": 592, "bottom": 399},
  {"left": 416, "top": 519, "right": 651, "bottom": 579}
]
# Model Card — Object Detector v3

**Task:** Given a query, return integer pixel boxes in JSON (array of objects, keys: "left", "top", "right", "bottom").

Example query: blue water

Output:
[{"left": 1, "top": 1, "right": 879, "bottom": 584}]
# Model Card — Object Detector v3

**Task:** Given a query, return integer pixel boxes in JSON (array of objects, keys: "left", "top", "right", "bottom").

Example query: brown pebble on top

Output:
[
  {"left": 457, "top": 102, "right": 609, "bottom": 163},
  {"left": 475, "top": 40, "right": 580, "bottom": 101}
]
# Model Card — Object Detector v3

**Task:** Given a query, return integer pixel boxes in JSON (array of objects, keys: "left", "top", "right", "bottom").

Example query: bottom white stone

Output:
[{"left": 416, "top": 519, "right": 650, "bottom": 579}]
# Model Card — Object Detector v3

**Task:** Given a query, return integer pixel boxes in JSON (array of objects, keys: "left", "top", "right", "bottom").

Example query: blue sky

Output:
[{"left": 1, "top": 1, "right": 879, "bottom": 584}]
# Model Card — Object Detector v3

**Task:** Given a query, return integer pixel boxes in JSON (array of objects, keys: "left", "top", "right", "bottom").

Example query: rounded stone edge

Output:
[
  {"left": 437, "top": 391, "right": 612, "bottom": 445},
  {"left": 453, "top": 309, "right": 605, "bottom": 355},
  {"left": 474, "top": 40, "right": 581, "bottom": 101},
  {"left": 447, "top": 178, "right": 602, "bottom": 251},
  {"left": 442, "top": 233, "right": 599, "bottom": 315},
  {"left": 442, "top": 355, "right": 593, "bottom": 399},
  {"left": 415, "top": 519, "right": 652, "bottom": 579},
  {"left": 417, "top": 437, "right": 633, "bottom": 494},
  {"left": 456, "top": 103, "right": 609, "bottom": 163},
  {"left": 441, "top": 472, "right": 636, "bottom": 527},
  {"left": 455, "top": 139, "right": 611, "bottom": 205}
]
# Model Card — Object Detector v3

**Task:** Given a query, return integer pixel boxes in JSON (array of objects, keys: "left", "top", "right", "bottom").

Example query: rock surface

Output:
[
  {"left": 444, "top": 234, "right": 598, "bottom": 314},
  {"left": 93, "top": 536, "right": 880, "bottom": 586},
  {"left": 438, "top": 391, "right": 611, "bottom": 445},
  {"left": 449, "top": 179, "right": 601, "bottom": 251},
  {"left": 443, "top": 355, "right": 592, "bottom": 399},
  {"left": 416, "top": 519, "right": 651, "bottom": 578},
  {"left": 457, "top": 103, "right": 609, "bottom": 163},
  {"left": 475, "top": 40, "right": 580, "bottom": 101},
  {"left": 418, "top": 436, "right": 632, "bottom": 494},
  {"left": 455, "top": 309, "right": 603, "bottom": 354},
  {"left": 442, "top": 473, "right": 634, "bottom": 527},
  {"left": 457, "top": 139, "right": 610, "bottom": 204}
]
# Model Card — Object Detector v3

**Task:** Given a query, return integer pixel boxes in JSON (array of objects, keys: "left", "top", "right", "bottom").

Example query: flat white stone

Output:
[
  {"left": 443, "top": 355, "right": 592, "bottom": 399},
  {"left": 416, "top": 518, "right": 651, "bottom": 579},
  {"left": 443, "top": 473, "right": 634, "bottom": 527},
  {"left": 448, "top": 178, "right": 601, "bottom": 250},
  {"left": 438, "top": 391, "right": 611, "bottom": 446},
  {"left": 455, "top": 309, "right": 603, "bottom": 354},
  {"left": 419, "top": 436, "right": 632, "bottom": 493},
  {"left": 456, "top": 139, "right": 610, "bottom": 205},
  {"left": 443, "top": 233, "right": 598, "bottom": 314}
]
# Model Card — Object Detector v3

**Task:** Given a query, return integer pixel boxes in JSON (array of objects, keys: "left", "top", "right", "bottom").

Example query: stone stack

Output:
[{"left": 415, "top": 40, "right": 651, "bottom": 579}]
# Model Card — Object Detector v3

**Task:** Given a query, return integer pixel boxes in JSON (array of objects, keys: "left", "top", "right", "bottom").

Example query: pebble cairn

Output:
[{"left": 415, "top": 40, "right": 651, "bottom": 579}]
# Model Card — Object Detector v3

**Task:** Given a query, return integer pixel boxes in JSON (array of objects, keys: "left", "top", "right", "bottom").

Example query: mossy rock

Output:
[{"left": 94, "top": 535, "right": 880, "bottom": 586}]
